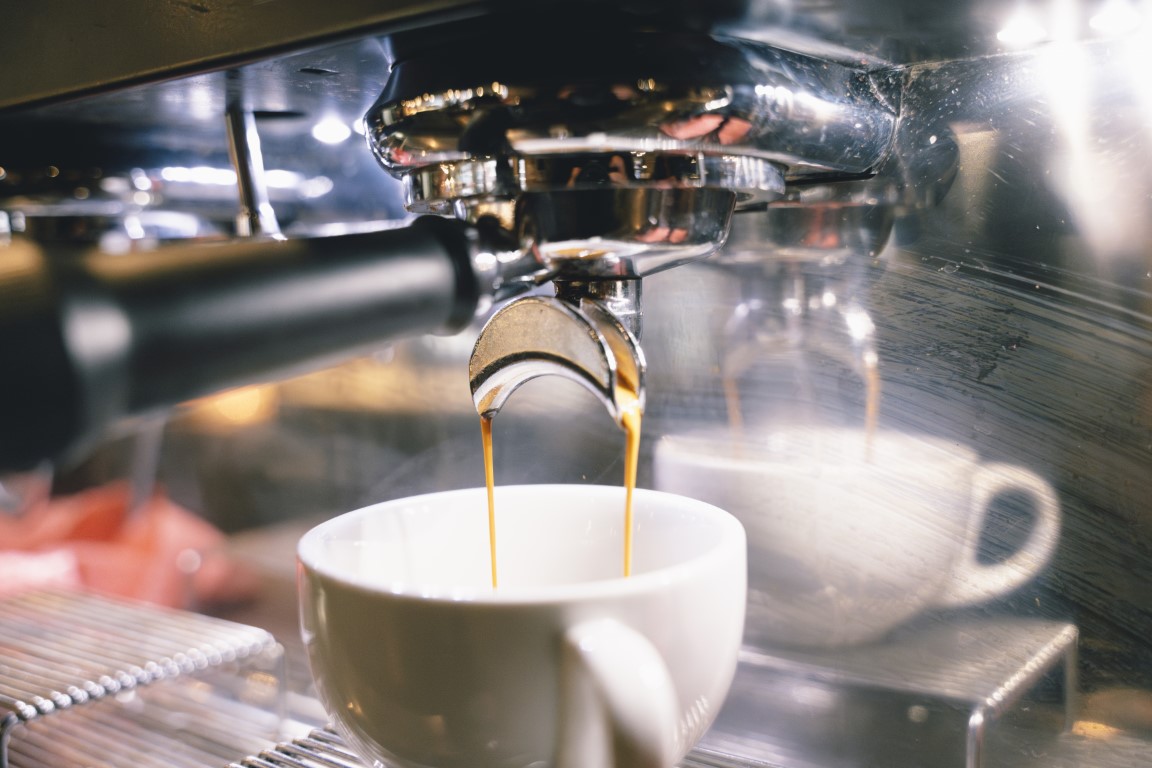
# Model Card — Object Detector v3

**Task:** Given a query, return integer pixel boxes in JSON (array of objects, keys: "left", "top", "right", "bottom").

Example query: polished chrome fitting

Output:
[
  {"left": 366, "top": 32, "right": 897, "bottom": 186},
  {"left": 365, "top": 27, "right": 899, "bottom": 292},
  {"left": 468, "top": 287, "right": 645, "bottom": 427}
]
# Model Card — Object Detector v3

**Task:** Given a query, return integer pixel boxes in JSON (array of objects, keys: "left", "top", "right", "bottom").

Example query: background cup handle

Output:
[
  {"left": 555, "top": 618, "right": 680, "bottom": 768},
  {"left": 935, "top": 463, "right": 1062, "bottom": 608}
]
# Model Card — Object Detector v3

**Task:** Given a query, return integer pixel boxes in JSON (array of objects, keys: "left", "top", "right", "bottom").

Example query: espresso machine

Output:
[{"left": 2, "top": 1, "right": 1151, "bottom": 767}]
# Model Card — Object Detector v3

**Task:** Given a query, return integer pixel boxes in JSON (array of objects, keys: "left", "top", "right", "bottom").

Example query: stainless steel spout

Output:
[{"left": 468, "top": 284, "right": 645, "bottom": 427}]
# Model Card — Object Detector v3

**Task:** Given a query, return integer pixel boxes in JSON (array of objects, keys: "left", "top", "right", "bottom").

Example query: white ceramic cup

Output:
[
  {"left": 297, "top": 484, "right": 747, "bottom": 768},
  {"left": 653, "top": 428, "right": 1061, "bottom": 648}
]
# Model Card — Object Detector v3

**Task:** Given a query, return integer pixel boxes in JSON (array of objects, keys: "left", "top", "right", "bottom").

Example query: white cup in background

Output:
[
  {"left": 298, "top": 484, "right": 747, "bottom": 768},
  {"left": 653, "top": 428, "right": 1060, "bottom": 648}
]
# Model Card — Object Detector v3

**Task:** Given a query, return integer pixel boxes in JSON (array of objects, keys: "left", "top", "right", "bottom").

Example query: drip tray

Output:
[
  {"left": 0, "top": 588, "right": 295, "bottom": 768},
  {"left": 229, "top": 727, "right": 363, "bottom": 768},
  {"left": 213, "top": 614, "right": 1148, "bottom": 768},
  {"left": 694, "top": 618, "right": 1078, "bottom": 768},
  {"left": 5, "top": 592, "right": 1146, "bottom": 768}
]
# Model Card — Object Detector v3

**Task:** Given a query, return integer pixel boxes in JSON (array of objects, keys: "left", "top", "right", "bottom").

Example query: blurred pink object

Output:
[{"left": 0, "top": 481, "right": 260, "bottom": 608}]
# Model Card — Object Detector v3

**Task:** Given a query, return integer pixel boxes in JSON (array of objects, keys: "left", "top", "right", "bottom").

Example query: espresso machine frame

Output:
[{"left": 3, "top": 2, "right": 1152, "bottom": 767}]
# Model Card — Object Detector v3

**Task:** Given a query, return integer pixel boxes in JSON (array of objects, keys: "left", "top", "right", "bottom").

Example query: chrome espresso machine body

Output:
[{"left": 2, "top": 2, "right": 1152, "bottom": 767}]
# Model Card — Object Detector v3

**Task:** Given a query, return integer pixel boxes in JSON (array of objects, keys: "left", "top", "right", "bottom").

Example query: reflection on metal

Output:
[
  {"left": 697, "top": 619, "right": 1079, "bottom": 768},
  {"left": 366, "top": 23, "right": 899, "bottom": 304},
  {"left": 0, "top": 589, "right": 287, "bottom": 768},
  {"left": 405, "top": 153, "right": 783, "bottom": 213},
  {"left": 712, "top": 188, "right": 891, "bottom": 432},
  {"left": 366, "top": 31, "right": 897, "bottom": 183},
  {"left": 469, "top": 292, "right": 645, "bottom": 427},
  {"left": 454, "top": 183, "right": 744, "bottom": 290},
  {"left": 229, "top": 727, "right": 366, "bottom": 768},
  {"left": 703, "top": 112, "right": 958, "bottom": 431}
]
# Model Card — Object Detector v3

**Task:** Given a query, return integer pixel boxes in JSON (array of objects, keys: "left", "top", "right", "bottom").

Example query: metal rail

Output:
[{"left": 0, "top": 588, "right": 287, "bottom": 768}]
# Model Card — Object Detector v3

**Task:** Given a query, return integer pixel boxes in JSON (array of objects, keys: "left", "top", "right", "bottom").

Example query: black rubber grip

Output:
[{"left": 0, "top": 216, "right": 479, "bottom": 470}]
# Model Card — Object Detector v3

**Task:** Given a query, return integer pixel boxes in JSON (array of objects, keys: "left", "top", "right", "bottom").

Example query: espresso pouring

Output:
[{"left": 481, "top": 377, "right": 643, "bottom": 588}]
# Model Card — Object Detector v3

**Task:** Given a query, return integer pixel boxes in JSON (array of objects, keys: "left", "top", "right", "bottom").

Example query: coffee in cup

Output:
[{"left": 297, "top": 484, "right": 747, "bottom": 768}]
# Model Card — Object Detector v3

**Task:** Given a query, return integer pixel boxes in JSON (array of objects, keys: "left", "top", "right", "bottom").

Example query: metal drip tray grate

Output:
[
  {"left": 229, "top": 727, "right": 365, "bottom": 768},
  {"left": 0, "top": 588, "right": 289, "bottom": 768},
  {"left": 228, "top": 728, "right": 772, "bottom": 768}
]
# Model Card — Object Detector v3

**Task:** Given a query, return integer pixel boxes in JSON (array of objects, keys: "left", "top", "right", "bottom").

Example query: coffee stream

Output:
[
  {"left": 617, "top": 376, "right": 643, "bottom": 578},
  {"left": 481, "top": 415, "right": 498, "bottom": 588},
  {"left": 481, "top": 377, "right": 644, "bottom": 588}
]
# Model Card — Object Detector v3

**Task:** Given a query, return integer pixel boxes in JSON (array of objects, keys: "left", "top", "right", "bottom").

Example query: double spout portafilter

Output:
[{"left": 364, "top": 20, "right": 900, "bottom": 425}]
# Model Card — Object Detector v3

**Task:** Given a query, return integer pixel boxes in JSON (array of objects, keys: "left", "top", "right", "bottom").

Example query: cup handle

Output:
[
  {"left": 935, "top": 463, "right": 1061, "bottom": 608},
  {"left": 555, "top": 618, "right": 680, "bottom": 768}
]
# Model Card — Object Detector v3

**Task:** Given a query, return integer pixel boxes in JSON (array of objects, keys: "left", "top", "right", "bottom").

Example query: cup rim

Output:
[{"left": 297, "top": 484, "right": 745, "bottom": 605}]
